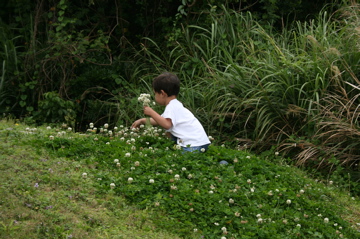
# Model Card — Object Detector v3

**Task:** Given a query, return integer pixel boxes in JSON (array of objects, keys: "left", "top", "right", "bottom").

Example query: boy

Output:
[{"left": 131, "top": 72, "right": 211, "bottom": 152}]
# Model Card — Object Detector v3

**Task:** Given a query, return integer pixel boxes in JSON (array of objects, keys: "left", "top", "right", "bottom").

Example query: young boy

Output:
[{"left": 131, "top": 72, "right": 211, "bottom": 152}]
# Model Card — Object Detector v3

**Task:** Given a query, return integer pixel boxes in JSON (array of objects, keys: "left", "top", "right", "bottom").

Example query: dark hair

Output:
[{"left": 152, "top": 72, "right": 180, "bottom": 96}]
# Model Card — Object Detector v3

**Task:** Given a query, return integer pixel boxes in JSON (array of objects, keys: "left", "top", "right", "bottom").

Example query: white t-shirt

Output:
[{"left": 161, "top": 99, "right": 211, "bottom": 147}]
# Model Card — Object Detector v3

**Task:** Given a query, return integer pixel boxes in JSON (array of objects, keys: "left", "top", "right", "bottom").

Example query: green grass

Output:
[
  {"left": 0, "top": 119, "right": 359, "bottom": 238},
  {"left": 0, "top": 120, "right": 183, "bottom": 239}
]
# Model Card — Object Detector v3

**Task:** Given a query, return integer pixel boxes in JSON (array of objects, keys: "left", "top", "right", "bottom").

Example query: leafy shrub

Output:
[{"left": 33, "top": 92, "right": 77, "bottom": 125}]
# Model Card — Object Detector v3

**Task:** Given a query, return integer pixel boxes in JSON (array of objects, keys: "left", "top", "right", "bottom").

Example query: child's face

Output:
[{"left": 154, "top": 90, "right": 167, "bottom": 106}]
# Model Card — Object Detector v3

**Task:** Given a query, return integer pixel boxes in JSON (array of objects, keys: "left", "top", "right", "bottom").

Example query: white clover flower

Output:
[
  {"left": 114, "top": 159, "right": 119, "bottom": 163},
  {"left": 168, "top": 169, "right": 173, "bottom": 174},
  {"left": 286, "top": 200, "right": 291, "bottom": 205},
  {"left": 49, "top": 135, "right": 54, "bottom": 140},
  {"left": 229, "top": 198, "right": 234, "bottom": 204},
  {"left": 154, "top": 202, "right": 160, "bottom": 207},
  {"left": 256, "top": 214, "right": 262, "bottom": 218},
  {"left": 324, "top": 218, "right": 329, "bottom": 223},
  {"left": 104, "top": 123, "right": 109, "bottom": 129},
  {"left": 89, "top": 123, "right": 94, "bottom": 128},
  {"left": 296, "top": 224, "right": 301, "bottom": 228},
  {"left": 235, "top": 212, "right": 240, "bottom": 217},
  {"left": 130, "top": 167, "right": 135, "bottom": 170},
  {"left": 214, "top": 222, "right": 219, "bottom": 226},
  {"left": 299, "top": 189, "right": 305, "bottom": 194},
  {"left": 257, "top": 218, "right": 263, "bottom": 223},
  {"left": 134, "top": 161, "right": 140, "bottom": 166},
  {"left": 170, "top": 185, "right": 177, "bottom": 190},
  {"left": 329, "top": 181, "right": 333, "bottom": 185},
  {"left": 250, "top": 187, "right": 255, "bottom": 192},
  {"left": 94, "top": 137, "right": 98, "bottom": 141},
  {"left": 283, "top": 219, "right": 288, "bottom": 224},
  {"left": 46, "top": 126, "right": 51, "bottom": 130},
  {"left": 182, "top": 167, "right": 187, "bottom": 171},
  {"left": 221, "top": 227, "right": 227, "bottom": 232},
  {"left": 106, "top": 142, "right": 110, "bottom": 145},
  {"left": 187, "top": 174, "right": 193, "bottom": 179},
  {"left": 82, "top": 173, "right": 87, "bottom": 178},
  {"left": 275, "top": 151, "right": 279, "bottom": 156},
  {"left": 138, "top": 93, "right": 151, "bottom": 106},
  {"left": 174, "top": 174, "right": 180, "bottom": 180},
  {"left": 125, "top": 153, "right": 131, "bottom": 157},
  {"left": 131, "top": 146, "right": 136, "bottom": 151},
  {"left": 67, "top": 127, "right": 72, "bottom": 131},
  {"left": 246, "top": 155, "right": 251, "bottom": 159},
  {"left": 268, "top": 190, "right": 273, "bottom": 196},
  {"left": 149, "top": 179, "right": 154, "bottom": 184},
  {"left": 247, "top": 179, "right": 251, "bottom": 184},
  {"left": 116, "top": 163, "right": 121, "bottom": 167},
  {"left": 200, "top": 148, "right": 205, "bottom": 152},
  {"left": 110, "top": 183, "right": 115, "bottom": 189},
  {"left": 210, "top": 184, "right": 216, "bottom": 190},
  {"left": 193, "top": 228, "right": 198, "bottom": 232},
  {"left": 233, "top": 158, "right": 238, "bottom": 163},
  {"left": 221, "top": 237, "right": 226, "bottom": 239},
  {"left": 128, "top": 177, "right": 133, "bottom": 183},
  {"left": 209, "top": 190, "right": 214, "bottom": 194}
]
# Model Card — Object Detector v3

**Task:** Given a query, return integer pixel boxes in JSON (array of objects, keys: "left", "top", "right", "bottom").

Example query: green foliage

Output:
[
  {"left": 140, "top": 2, "right": 360, "bottom": 169},
  {"left": 1, "top": 0, "right": 359, "bottom": 172},
  {"left": 33, "top": 92, "right": 77, "bottom": 125},
  {"left": 0, "top": 22, "right": 22, "bottom": 114}
]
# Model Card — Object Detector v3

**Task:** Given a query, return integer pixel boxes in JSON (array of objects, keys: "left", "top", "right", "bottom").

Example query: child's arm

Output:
[{"left": 143, "top": 106, "right": 172, "bottom": 130}]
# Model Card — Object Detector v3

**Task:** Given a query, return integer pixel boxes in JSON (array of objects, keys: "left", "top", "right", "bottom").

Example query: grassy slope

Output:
[
  {"left": 0, "top": 120, "right": 183, "bottom": 239},
  {"left": 0, "top": 119, "right": 359, "bottom": 238}
]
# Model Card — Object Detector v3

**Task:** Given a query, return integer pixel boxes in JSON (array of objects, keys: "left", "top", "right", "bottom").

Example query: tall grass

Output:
[
  {"left": 0, "top": 23, "right": 21, "bottom": 113},
  {"left": 128, "top": 2, "right": 360, "bottom": 169}
]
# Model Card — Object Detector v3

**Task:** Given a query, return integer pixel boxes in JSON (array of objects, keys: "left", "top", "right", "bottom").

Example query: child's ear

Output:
[{"left": 160, "top": 90, "right": 167, "bottom": 96}]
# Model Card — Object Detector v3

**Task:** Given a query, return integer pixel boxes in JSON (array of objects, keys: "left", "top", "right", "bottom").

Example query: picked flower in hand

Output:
[{"left": 138, "top": 93, "right": 151, "bottom": 106}]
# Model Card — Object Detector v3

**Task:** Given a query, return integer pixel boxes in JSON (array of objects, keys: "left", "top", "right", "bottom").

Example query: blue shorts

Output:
[
  {"left": 182, "top": 144, "right": 210, "bottom": 153},
  {"left": 170, "top": 134, "right": 210, "bottom": 153}
]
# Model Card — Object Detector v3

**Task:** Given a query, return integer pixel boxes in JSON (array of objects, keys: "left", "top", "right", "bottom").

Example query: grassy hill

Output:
[{"left": 0, "top": 119, "right": 359, "bottom": 238}]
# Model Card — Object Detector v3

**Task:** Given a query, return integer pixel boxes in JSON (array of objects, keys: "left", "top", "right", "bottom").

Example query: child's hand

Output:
[
  {"left": 143, "top": 106, "right": 157, "bottom": 117},
  {"left": 131, "top": 119, "right": 143, "bottom": 128}
]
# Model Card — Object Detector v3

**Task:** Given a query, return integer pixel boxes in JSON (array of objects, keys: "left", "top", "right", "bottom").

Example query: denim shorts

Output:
[
  {"left": 182, "top": 144, "right": 210, "bottom": 153},
  {"left": 170, "top": 134, "right": 210, "bottom": 153}
]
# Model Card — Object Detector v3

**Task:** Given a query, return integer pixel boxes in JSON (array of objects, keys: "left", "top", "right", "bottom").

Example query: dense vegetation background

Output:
[{"left": 1, "top": 0, "right": 360, "bottom": 190}]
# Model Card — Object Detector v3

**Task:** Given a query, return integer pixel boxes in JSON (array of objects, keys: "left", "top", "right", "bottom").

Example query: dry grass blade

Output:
[{"left": 303, "top": 83, "right": 360, "bottom": 167}]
